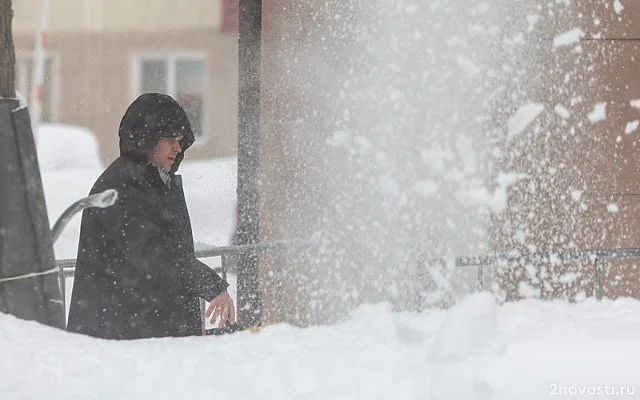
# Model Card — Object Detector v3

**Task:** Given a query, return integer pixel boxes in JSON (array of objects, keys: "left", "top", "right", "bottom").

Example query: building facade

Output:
[
  {"left": 13, "top": 0, "right": 239, "bottom": 164},
  {"left": 490, "top": 0, "right": 640, "bottom": 301},
  {"left": 257, "top": 0, "right": 640, "bottom": 325}
]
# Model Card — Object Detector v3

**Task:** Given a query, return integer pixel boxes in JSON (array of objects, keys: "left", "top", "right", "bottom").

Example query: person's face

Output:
[{"left": 148, "top": 136, "right": 182, "bottom": 172}]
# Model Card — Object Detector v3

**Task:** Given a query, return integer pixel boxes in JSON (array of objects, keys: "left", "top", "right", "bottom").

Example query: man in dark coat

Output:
[{"left": 67, "top": 93, "right": 234, "bottom": 340}]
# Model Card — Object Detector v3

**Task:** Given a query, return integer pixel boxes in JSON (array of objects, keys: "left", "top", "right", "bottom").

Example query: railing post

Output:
[
  {"left": 594, "top": 258, "right": 602, "bottom": 301},
  {"left": 199, "top": 297, "right": 206, "bottom": 335},
  {"left": 221, "top": 254, "right": 228, "bottom": 283},
  {"left": 58, "top": 264, "right": 65, "bottom": 313},
  {"left": 538, "top": 263, "right": 544, "bottom": 299},
  {"left": 477, "top": 264, "right": 484, "bottom": 291}
]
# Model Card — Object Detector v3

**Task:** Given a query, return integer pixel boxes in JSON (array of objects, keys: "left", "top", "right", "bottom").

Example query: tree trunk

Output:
[{"left": 0, "top": 0, "right": 15, "bottom": 98}]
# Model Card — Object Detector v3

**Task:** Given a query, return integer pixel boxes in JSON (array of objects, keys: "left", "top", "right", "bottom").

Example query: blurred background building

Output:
[{"left": 12, "top": 0, "right": 239, "bottom": 164}]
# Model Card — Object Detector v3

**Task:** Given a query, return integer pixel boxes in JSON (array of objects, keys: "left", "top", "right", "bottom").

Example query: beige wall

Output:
[
  {"left": 13, "top": 0, "right": 221, "bottom": 33},
  {"left": 13, "top": 28, "right": 238, "bottom": 165}
]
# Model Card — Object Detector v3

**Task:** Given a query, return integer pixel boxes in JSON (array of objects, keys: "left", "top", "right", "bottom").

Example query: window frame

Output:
[
  {"left": 14, "top": 51, "right": 60, "bottom": 123},
  {"left": 131, "top": 52, "right": 209, "bottom": 145}
]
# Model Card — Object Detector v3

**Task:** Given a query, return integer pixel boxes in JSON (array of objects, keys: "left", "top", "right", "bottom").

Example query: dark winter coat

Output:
[{"left": 67, "top": 93, "right": 228, "bottom": 340}]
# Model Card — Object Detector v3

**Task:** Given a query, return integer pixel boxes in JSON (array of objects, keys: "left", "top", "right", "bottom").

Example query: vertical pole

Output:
[
  {"left": 237, "top": 0, "right": 262, "bottom": 326},
  {"left": 0, "top": 0, "right": 63, "bottom": 329},
  {"left": 0, "top": 0, "right": 16, "bottom": 98},
  {"left": 29, "top": 0, "right": 50, "bottom": 145},
  {"left": 58, "top": 259, "right": 65, "bottom": 311}
]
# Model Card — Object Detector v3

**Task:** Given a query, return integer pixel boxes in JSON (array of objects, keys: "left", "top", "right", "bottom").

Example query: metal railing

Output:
[
  {"left": 57, "top": 243, "right": 640, "bottom": 303},
  {"left": 56, "top": 239, "right": 303, "bottom": 279},
  {"left": 55, "top": 239, "right": 306, "bottom": 310},
  {"left": 423, "top": 247, "right": 640, "bottom": 300}
]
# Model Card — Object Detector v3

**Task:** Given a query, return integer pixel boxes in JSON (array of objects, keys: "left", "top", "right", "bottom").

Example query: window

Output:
[
  {"left": 135, "top": 56, "right": 206, "bottom": 139},
  {"left": 15, "top": 55, "right": 56, "bottom": 122}
]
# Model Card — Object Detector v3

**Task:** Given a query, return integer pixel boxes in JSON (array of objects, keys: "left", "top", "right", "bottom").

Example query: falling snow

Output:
[
  {"left": 625, "top": 120, "right": 639, "bottom": 135},
  {"left": 588, "top": 102, "right": 607, "bottom": 123},
  {"left": 554, "top": 104, "right": 571, "bottom": 119},
  {"left": 508, "top": 103, "right": 544, "bottom": 139},
  {"left": 553, "top": 28, "right": 585, "bottom": 47}
]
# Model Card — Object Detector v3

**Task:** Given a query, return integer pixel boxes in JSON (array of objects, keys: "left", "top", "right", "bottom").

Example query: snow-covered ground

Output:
[
  {"left": 2, "top": 124, "right": 640, "bottom": 399},
  {"left": 2, "top": 295, "right": 639, "bottom": 399}
]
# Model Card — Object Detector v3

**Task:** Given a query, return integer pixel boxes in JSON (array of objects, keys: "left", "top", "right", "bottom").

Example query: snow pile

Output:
[
  {"left": 2, "top": 294, "right": 640, "bottom": 399},
  {"left": 429, "top": 292, "right": 501, "bottom": 400},
  {"left": 36, "top": 124, "right": 103, "bottom": 172}
]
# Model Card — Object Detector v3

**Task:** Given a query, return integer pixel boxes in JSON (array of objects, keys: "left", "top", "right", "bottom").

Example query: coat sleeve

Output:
[{"left": 177, "top": 259, "right": 229, "bottom": 301}]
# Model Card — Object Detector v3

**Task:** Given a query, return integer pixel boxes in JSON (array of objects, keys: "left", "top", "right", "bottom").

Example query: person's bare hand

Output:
[{"left": 205, "top": 291, "right": 236, "bottom": 328}]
